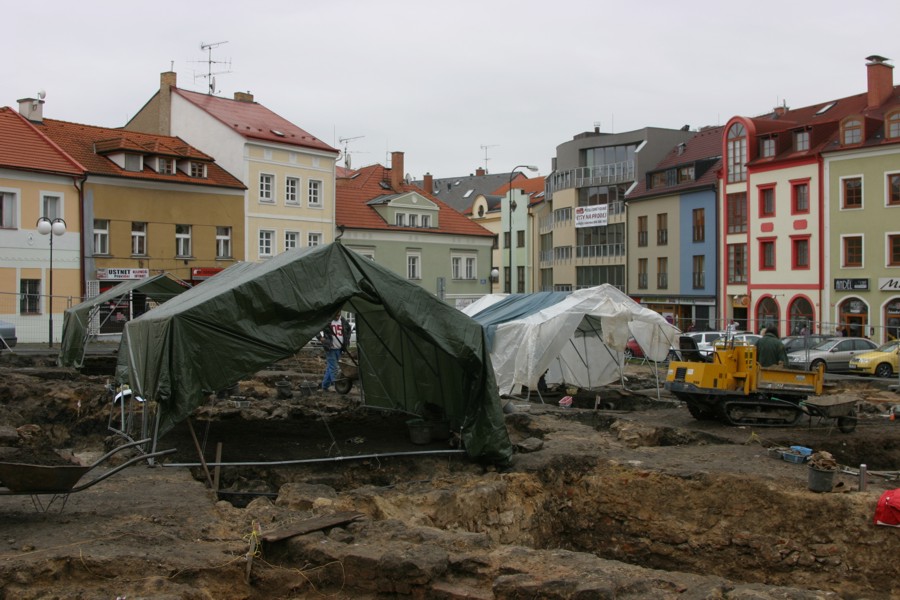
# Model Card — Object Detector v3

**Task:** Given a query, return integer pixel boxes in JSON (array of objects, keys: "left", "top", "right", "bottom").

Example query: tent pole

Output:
[
  {"left": 187, "top": 417, "right": 215, "bottom": 489},
  {"left": 163, "top": 448, "right": 467, "bottom": 469}
]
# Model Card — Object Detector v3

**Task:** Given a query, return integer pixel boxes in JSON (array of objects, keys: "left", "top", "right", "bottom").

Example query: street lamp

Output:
[
  {"left": 36, "top": 216, "right": 66, "bottom": 347},
  {"left": 507, "top": 165, "right": 538, "bottom": 293}
]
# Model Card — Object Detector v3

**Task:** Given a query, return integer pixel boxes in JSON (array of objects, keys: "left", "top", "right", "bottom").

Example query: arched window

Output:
[
  {"left": 788, "top": 297, "right": 815, "bottom": 336},
  {"left": 727, "top": 123, "right": 747, "bottom": 183},
  {"left": 842, "top": 118, "right": 862, "bottom": 145},
  {"left": 756, "top": 296, "right": 779, "bottom": 333},
  {"left": 887, "top": 112, "right": 900, "bottom": 140}
]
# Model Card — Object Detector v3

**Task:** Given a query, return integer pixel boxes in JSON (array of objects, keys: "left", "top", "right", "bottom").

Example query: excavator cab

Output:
[{"left": 674, "top": 335, "right": 711, "bottom": 363}]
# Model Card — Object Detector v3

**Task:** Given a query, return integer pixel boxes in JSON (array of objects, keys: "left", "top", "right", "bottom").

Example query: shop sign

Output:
[
  {"left": 96, "top": 268, "right": 149, "bottom": 280},
  {"left": 879, "top": 277, "right": 900, "bottom": 291},
  {"left": 834, "top": 278, "right": 869, "bottom": 291},
  {"left": 191, "top": 267, "right": 224, "bottom": 280},
  {"left": 574, "top": 204, "right": 608, "bottom": 228}
]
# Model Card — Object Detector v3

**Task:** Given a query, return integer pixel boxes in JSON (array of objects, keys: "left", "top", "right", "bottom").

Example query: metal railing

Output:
[
  {"left": 546, "top": 161, "right": 635, "bottom": 197},
  {"left": 576, "top": 243, "right": 625, "bottom": 259}
]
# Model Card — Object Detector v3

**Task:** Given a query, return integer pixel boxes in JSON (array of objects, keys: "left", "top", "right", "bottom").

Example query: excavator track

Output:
[{"left": 720, "top": 396, "right": 804, "bottom": 427}]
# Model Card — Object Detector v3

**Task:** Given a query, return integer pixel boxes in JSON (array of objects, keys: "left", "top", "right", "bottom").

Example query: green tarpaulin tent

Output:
[
  {"left": 59, "top": 274, "right": 188, "bottom": 369},
  {"left": 116, "top": 243, "right": 512, "bottom": 464}
]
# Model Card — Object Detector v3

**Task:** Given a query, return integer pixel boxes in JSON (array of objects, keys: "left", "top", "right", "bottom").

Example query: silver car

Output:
[{"left": 786, "top": 337, "right": 878, "bottom": 372}]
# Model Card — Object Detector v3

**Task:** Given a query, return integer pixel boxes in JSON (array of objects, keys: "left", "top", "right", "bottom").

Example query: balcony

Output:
[
  {"left": 657, "top": 273, "right": 668, "bottom": 289},
  {"left": 576, "top": 243, "right": 625, "bottom": 259},
  {"left": 637, "top": 273, "right": 648, "bottom": 289},
  {"left": 546, "top": 161, "right": 636, "bottom": 198}
]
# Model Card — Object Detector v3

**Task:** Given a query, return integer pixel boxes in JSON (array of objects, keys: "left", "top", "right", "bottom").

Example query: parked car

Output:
[
  {"left": 713, "top": 333, "right": 762, "bottom": 349},
  {"left": 786, "top": 337, "right": 878, "bottom": 372},
  {"left": 848, "top": 340, "right": 900, "bottom": 377},
  {"left": 0, "top": 320, "right": 16, "bottom": 349},
  {"left": 624, "top": 337, "right": 645, "bottom": 359},
  {"left": 685, "top": 331, "right": 727, "bottom": 357},
  {"left": 781, "top": 334, "right": 833, "bottom": 354}
]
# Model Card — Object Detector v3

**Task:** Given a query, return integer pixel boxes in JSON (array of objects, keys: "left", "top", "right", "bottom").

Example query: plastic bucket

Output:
[
  {"left": 808, "top": 467, "right": 835, "bottom": 493},
  {"left": 275, "top": 381, "right": 293, "bottom": 399},
  {"left": 406, "top": 419, "right": 432, "bottom": 445}
]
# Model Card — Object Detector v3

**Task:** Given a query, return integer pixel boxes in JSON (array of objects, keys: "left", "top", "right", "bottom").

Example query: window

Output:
[
  {"left": 158, "top": 158, "right": 174, "bottom": 174},
  {"left": 692, "top": 208, "right": 705, "bottom": 242},
  {"left": 759, "top": 185, "right": 775, "bottom": 217},
  {"left": 678, "top": 165, "right": 694, "bottom": 182},
  {"left": 132, "top": 222, "right": 147, "bottom": 255},
  {"left": 284, "top": 231, "right": 299, "bottom": 251},
  {"left": 20, "top": 279, "right": 41, "bottom": 314},
  {"left": 888, "top": 173, "right": 900, "bottom": 206},
  {"left": 216, "top": 226, "right": 232, "bottom": 258},
  {"left": 794, "top": 130, "right": 810, "bottom": 152},
  {"left": 727, "top": 244, "right": 747, "bottom": 283},
  {"left": 727, "top": 123, "right": 747, "bottom": 183},
  {"left": 657, "top": 257, "right": 668, "bottom": 289},
  {"left": 307, "top": 232, "right": 322, "bottom": 247},
  {"left": 760, "top": 239, "right": 776, "bottom": 270},
  {"left": 842, "top": 118, "right": 862, "bottom": 145},
  {"left": 259, "top": 173, "right": 274, "bottom": 202},
  {"left": 93, "top": 219, "right": 109, "bottom": 255},
  {"left": 760, "top": 137, "right": 775, "bottom": 157},
  {"left": 421, "top": 215, "right": 431, "bottom": 228},
  {"left": 792, "top": 180, "right": 810, "bottom": 214},
  {"left": 42, "top": 194, "right": 61, "bottom": 220},
  {"left": 842, "top": 235, "right": 863, "bottom": 268},
  {"left": 451, "top": 256, "right": 476, "bottom": 280},
  {"left": 396, "top": 213, "right": 407, "bottom": 227},
  {"left": 637, "top": 215, "right": 648, "bottom": 247},
  {"left": 308, "top": 180, "right": 322, "bottom": 206},
  {"left": 407, "top": 253, "right": 421, "bottom": 279},
  {"left": 692, "top": 255, "right": 705, "bottom": 289},
  {"left": 259, "top": 230, "right": 274, "bottom": 257},
  {"left": 124, "top": 154, "right": 142, "bottom": 172},
  {"left": 1, "top": 191, "right": 17, "bottom": 228},
  {"left": 726, "top": 193, "right": 747, "bottom": 234},
  {"left": 842, "top": 177, "right": 862, "bottom": 209},
  {"left": 517, "top": 230, "right": 525, "bottom": 248},
  {"left": 889, "top": 112, "right": 900, "bottom": 139},
  {"left": 637, "top": 258, "right": 648, "bottom": 289},
  {"left": 409, "top": 214, "right": 418, "bottom": 228},
  {"left": 656, "top": 213, "right": 668, "bottom": 245},
  {"left": 175, "top": 224, "right": 192, "bottom": 257},
  {"left": 465, "top": 257, "right": 476, "bottom": 280},
  {"left": 452, "top": 257, "right": 462, "bottom": 279},
  {"left": 285, "top": 177, "right": 300, "bottom": 205},
  {"left": 889, "top": 234, "right": 900, "bottom": 267},
  {"left": 189, "top": 162, "right": 206, "bottom": 178},
  {"left": 792, "top": 236, "right": 810, "bottom": 269},
  {"left": 650, "top": 172, "right": 666, "bottom": 188}
]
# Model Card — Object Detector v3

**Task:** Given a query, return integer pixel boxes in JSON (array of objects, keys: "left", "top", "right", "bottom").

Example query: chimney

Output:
[
  {"left": 234, "top": 91, "right": 255, "bottom": 103},
  {"left": 390, "top": 151, "right": 405, "bottom": 191},
  {"left": 866, "top": 55, "right": 894, "bottom": 109},
  {"left": 475, "top": 167, "right": 486, "bottom": 176},
  {"left": 161, "top": 71, "right": 177, "bottom": 89},
  {"left": 157, "top": 71, "right": 177, "bottom": 135},
  {"left": 423, "top": 172, "right": 433, "bottom": 194},
  {"left": 17, "top": 96, "right": 45, "bottom": 123}
]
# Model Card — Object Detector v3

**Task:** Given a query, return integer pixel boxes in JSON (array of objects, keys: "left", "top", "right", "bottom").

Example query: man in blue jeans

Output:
[{"left": 319, "top": 311, "right": 350, "bottom": 391}]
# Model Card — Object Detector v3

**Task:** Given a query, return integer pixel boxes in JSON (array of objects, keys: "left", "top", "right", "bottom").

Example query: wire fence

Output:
[
  {"left": 675, "top": 316, "right": 898, "bottom": 346},
  {"left": 0, "top": 290, "right": 83, "bottom": 346}
]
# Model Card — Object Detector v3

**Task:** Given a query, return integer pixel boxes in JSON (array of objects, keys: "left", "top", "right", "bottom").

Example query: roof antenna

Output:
[
  {"left": 192, "top": 41, "right": 232, "bottom": 95},
  {"left": 480, "top": 144, "right": 498, "bottom": 173}
]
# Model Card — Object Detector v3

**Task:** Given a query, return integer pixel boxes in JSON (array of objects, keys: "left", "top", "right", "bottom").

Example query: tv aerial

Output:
[
  {"left": 192, "top": 41, "right": 232, "bottom": 95},
  {"left": 480, "top": 144, "right": 498, "bottom": 173},
  {"left": 339, "top": 136, "right": 365, "bottom": 169}
]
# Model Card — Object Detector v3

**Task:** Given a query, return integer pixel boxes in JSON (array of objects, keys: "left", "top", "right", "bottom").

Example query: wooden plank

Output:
[{"left": 261, "top": 511, "right": 365, "bottom": 543}]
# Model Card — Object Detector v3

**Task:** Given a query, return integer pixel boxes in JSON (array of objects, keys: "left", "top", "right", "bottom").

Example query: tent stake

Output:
[{"left": 187, "top": 418, "right": 215, "bottom": 489}]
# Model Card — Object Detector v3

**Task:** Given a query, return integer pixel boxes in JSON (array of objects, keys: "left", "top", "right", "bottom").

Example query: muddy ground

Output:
[{"left": 1, "top": 349, "right": 900, "bottom": 599}]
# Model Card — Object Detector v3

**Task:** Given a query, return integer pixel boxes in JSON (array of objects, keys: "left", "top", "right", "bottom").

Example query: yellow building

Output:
[{"left": 127, "top": 73, "right": 339, "bottom": 261}]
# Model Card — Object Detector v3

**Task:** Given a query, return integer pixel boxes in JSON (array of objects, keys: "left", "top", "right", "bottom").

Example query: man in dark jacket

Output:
[{"left": 756, "top": 326, "right": 788, "bottom": 367}]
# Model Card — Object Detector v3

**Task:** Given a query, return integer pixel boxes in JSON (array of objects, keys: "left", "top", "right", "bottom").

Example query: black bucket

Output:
[{"left": 808, "top": 467, "right": 835, "bottom": 493}]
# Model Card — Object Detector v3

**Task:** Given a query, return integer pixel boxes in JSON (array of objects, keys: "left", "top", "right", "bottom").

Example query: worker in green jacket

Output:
[{"left": 756, "top": 327, "right": 789, "bottom": 367}]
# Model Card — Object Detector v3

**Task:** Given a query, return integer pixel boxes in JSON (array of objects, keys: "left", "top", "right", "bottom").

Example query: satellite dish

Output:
[{"left": 37, "top": 90, "right": 46, "bottom": 100}]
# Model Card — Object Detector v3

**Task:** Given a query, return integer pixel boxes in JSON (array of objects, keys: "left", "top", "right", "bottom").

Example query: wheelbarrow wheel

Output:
[
  {"left": 334, "top": 378, "right": 353, "bottom": 394},
  {"left": 837, "top": 412, "right": 857, "bottom": 433}
]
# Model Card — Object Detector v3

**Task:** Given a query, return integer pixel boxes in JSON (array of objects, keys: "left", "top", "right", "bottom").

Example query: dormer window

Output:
[
  {"left": 794, "top": 130, "right": 810, "bottom": 152},
  {"left": 421, "top": 215, "right": 431, "bottom": 228},
  {"left": 190, "top": 162, "right": 207, "bottom": 178},
  {"left": 409, "top": 214, "right": 418, "bottom": 227},
  {"left": 887, "top": 112, "right": 900, "bottom": 140},
  {"left": 760, "top": 137, "right": 775, "bottom": 158},
  {"left": 158, "top": 157, "right": 175, "bottom": 174},
  {"left": 124, "top": 154, "right": 142, "bottom": 172},
  {"left": 396, "top": 213, "right": 406, "bottom": 227},
  {"left": 842, "top": 118, "right": 862, "bottom": 145}
]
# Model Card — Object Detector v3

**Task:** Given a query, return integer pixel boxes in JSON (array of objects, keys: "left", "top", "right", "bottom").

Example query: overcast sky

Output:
[{"left": 4, "top": 1, "right": 898, "bottom": 181}]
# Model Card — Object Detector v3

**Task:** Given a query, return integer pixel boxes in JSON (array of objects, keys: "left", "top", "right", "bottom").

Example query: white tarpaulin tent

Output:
[{"left": 463, "top": 285, "right": 680, "bottom": 396}]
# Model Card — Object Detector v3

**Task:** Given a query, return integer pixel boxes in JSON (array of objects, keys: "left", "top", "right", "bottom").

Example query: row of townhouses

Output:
[
  {"left": 2, "top": 57, "right": 899, "bottom": 346},
  {"left": 468, "top": 56, "right": 899, "bottom": 344}
]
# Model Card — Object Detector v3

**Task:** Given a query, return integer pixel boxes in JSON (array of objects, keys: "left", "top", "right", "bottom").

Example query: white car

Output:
[{"left": 685, "top": 331, "right": 727, "bottom": 357}]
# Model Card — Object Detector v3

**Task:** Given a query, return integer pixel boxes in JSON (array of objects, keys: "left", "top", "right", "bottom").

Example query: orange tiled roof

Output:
[
  {"left": 174, "top": 89, "right": 339, "bottom": 154},
  {"left": 37, "top": 118, "right": 245, "bottom": 189},
  {"left": 0, "top": 107, "right": 83, "bottom": 176},
  {"left": 337, "top": 164, "right": 493, "bottom": 237}
]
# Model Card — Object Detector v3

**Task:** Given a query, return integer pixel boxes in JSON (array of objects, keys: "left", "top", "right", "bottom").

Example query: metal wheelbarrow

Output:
[
  {"left": 334, "top": 354, "right": 359, "bottom": 394},
  {"left": 799, "top": 394, "right": 858, "bottom": 433},
  {"left": 0, "top": 438, "right": 176, "bottom": 511}
]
